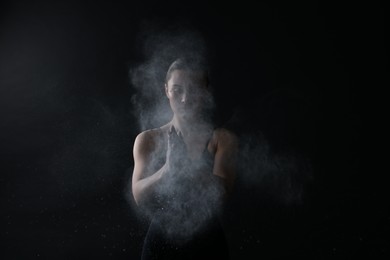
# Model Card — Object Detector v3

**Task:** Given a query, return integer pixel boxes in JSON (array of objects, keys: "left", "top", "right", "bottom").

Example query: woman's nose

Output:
[{"left": 180, "top": 93, "right": 186, "bottom": 103}]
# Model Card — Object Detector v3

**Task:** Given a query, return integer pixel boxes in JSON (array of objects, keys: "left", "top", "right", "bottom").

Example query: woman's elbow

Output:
[{"left": 132, "top": 181, "right": 143, "bottom": 206}]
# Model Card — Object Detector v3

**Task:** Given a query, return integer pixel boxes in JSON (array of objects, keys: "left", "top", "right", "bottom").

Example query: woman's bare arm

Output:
[
  {"left": 132, "top": 127, "right": 188, "bottom": 208},
  {"left": 212, "top": 128, "right": 239, "bottom": 196},
  {"left": 131, "top": 131, "right": 169, "bottom": 206},
  {"left": 132, "top": 127, "right": 238, "bottom": 211}
]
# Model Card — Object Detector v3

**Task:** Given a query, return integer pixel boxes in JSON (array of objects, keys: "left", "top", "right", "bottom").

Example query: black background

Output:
[{"left": 0, "top": 0, "right": 386, "bottom": 259}]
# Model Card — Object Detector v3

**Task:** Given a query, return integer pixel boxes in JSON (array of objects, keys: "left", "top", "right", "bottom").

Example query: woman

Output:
[{"left": 132, "top": 57, "right": 238, "bottom": 259}]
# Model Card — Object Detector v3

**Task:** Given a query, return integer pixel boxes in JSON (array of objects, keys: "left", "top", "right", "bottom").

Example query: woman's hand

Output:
[{"left": 166, "top": 125, "right": 189, "bottom": 173}]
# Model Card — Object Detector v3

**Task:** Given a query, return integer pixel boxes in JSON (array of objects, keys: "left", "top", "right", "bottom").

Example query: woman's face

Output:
[{"left": 165, "top": 69, "right": 210, "bottom": 119}]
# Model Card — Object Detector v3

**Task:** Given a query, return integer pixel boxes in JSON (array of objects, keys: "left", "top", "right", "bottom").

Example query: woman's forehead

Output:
[{"left": 167, "top": 70, "right": 206, "bottom": 86}]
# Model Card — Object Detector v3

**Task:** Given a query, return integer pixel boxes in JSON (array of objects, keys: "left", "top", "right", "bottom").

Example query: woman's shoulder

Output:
[
  {"left": 213, "top": 127, "right": 238, "bottom": 140},
  {"left": 136, "top": 127, "right": 164, "bottom": 141},
  {"left": 134, "top": 125, "right": 169, "bottom": 149},
  {"left": 212, "top": 127, "right": 239, "bottom": 147}
]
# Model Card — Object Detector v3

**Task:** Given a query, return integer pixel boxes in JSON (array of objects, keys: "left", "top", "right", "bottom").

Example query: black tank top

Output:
[
  {"left": 141, "top": 130, "right": 229, "bottom": 260},
  {"left": 153, "top": 130, "right": 223, "bottom": 240}
]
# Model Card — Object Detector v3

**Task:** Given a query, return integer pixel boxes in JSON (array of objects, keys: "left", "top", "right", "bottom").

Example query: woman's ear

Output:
[{"left": 165, "top": 83, "right": 169, "bottom": 98}]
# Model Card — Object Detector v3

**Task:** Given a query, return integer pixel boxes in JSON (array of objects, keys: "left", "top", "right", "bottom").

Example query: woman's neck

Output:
[{"left": 171, "top": 116, "right": 212, "bottom": 138}]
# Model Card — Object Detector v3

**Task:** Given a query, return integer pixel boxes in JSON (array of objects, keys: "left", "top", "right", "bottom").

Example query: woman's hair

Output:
[{"left": 165, "top": 57, "right": 210, "bottom": 87}]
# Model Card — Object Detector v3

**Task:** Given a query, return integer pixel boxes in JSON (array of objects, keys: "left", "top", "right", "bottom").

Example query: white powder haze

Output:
[
  {"left": 128, "top": 23, "right": 314, "bottom": 243},
  {"left": 128, "top": 25, "right": 223, "bottom": 241}
]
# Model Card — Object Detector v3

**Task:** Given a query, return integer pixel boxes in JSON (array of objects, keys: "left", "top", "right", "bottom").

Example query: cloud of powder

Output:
[
  {"left": 127, "top": 22, "right": 315, "bottom": 242},
  {"left": 127, "top": 23, "right": 223, "bottom": 240}
]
